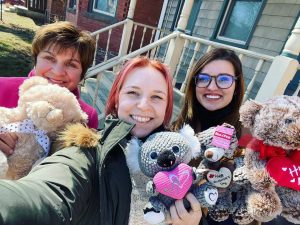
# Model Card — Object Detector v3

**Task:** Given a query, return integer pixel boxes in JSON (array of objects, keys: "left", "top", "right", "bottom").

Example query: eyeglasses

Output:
[{"left": 194, "top": 73, "right": 237, "bottom": 89}]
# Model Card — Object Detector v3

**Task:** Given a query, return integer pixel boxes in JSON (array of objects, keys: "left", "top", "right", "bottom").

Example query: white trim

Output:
[
  {"left": 216, "top": 0, "right": 261, "bottom": 45},
  {"left": 155, "top": 0, "right": 169, "bottom": 41},
  {"left": 216, "top": 36, "right": 246, "bottom": 45},
  {"left": 92, "top": 0, "right": 117, "bottom": 17}
]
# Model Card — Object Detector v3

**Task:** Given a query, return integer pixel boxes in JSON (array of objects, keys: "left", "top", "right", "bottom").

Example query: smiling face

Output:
[
  {"left": 117, "top": 66, "right": 168, "bottom": 138},
  {"left": 195, "top": 60, "right": 236, "bottom": 111},
  {"left": 34, "top": 45, "right": 83, "bottom": 91}
]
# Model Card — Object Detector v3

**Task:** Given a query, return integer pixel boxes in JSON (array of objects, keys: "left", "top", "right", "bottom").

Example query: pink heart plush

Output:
[
  {"left": 153, "top": 163, "right": 193, "bottom": 200},
  {"left": 266, "top": 156, "right": 300, "bottom": 191}
]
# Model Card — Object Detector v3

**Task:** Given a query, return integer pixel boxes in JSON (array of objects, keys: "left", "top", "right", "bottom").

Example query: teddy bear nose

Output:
[{"left": 157, "top": 150, "right": 176, "bottom": 168}]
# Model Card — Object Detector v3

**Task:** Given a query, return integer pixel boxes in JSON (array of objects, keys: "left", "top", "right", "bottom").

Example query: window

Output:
[
  {"left": 170, "top": 0, "right": 202, "bottom": 35},
  {"left": 69, "top": 0, "right": 76, "bottom": 10},
  {"left": 213, "top": 0, "right": 266, "bottom": 48},
  {"left": 93, "top": 0, "right": 118, "bottom": 16}
]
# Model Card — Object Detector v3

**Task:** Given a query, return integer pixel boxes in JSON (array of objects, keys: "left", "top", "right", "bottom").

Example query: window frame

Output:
[
  {"left": 68, "top": 0, "right": 76, "bottom": 10},
  {"left": 211, "top": 0, "right": 266, "bottom": 48},
  {"left": 92, "top": 0, "right": 118, "bottom": 17},
  {"left": 171, "top": 0, "right": 202, "bottom": 35}
]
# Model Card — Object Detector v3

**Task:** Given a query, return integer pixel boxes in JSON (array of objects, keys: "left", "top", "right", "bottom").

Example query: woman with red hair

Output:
[{"left": 0, "top": 57, "right": 204, "bottom": 225}]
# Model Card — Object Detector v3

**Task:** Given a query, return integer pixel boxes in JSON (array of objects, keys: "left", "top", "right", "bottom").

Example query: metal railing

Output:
[
  {"left": 84, "top": 28, "right": 277, "bottom": 118},
  {"left": 89, "top": 19, "right": 171, "bottom": 69}
]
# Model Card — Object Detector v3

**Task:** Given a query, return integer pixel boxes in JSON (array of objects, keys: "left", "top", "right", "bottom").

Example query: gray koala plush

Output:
[{"left": 125, "top": 125, "right": 218, "bottom": 224}]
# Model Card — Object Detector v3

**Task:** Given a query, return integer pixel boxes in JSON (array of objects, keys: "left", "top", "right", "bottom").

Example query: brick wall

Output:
[
  {"left": 65, "top": 0, "right": 163, "bottom": 60},
  {"left": 4, "top": 0, "right": 25, "bottom": 6},
  {"left": 130, "top": 0, "right": 164, "bottom": 52}
]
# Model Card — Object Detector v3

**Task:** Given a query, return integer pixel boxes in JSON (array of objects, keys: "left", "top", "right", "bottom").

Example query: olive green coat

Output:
[{"left": 0, "top": 117, "right": 134, "bottom": 225}]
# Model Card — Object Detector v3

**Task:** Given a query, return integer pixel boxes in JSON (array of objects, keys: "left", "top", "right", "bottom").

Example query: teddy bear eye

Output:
[
  {"left": 285, "top": 118, "right": 294, "bottom": 124},
  {"left": 150, "top": 151, "right": 158, "bottom": 160},
  {"left": 172, "top": 145, "right": 180, "bottom": 154}
]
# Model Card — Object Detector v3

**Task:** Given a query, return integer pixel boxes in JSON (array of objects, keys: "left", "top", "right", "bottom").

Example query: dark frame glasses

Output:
[{"left": 194, "top": 73, "right": 237, "bottom": 89}]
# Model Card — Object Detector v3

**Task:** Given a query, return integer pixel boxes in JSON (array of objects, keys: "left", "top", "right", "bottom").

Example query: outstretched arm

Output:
[{"left": 0, "top": 146, "right": 97, "bottom": 225}]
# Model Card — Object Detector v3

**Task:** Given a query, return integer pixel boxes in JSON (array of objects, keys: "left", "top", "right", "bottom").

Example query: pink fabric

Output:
[
  {"left": 153, "top": 163, "right": 193, "bottom": 200},
  {"left": 0, "top": 76, "right": 98, "bottom": 129}
]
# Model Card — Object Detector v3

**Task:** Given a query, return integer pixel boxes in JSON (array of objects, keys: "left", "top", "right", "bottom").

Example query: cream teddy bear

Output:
[
  {"left": 239, "top": 95, "right": 300, "bottom": 224},
  {"left": 0, "top": 76, "right": 88, "bottom": 179}
]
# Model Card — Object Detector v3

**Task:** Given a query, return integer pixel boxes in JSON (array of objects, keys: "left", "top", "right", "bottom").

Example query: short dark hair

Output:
[{"left": 32, "top": 21, "right": 96, "bottom": 79}]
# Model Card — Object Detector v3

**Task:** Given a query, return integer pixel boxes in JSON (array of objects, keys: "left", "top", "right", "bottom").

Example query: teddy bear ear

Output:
[
  {"left": 239, "top": 99, "right": 263, "bottom": 128},
  {"left": 179, "top": 124, "right": 201, "bottom": 158},
  {"left": 125, "top": 137, "right": 142, "bottom": 174},
  {"left": 19, "top": 77, "right": 49, "bottom": 96}
]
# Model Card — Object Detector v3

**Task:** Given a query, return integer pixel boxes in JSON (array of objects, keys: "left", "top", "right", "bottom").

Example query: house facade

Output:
[
  {"left": 24, "top": 0, "right": 299, "bottom": 98},
  {"left": 65, "top": 0, "right": 164, "bottom": 62},
  {"left": 158, "top": 0, "right": 300, "bottom": 97}
]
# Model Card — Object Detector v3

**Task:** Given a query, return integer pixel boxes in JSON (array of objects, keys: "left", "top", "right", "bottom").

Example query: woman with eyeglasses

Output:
[
  {"left": 171, "top": 48, "right": 261, "bottom": 225},
  {"left": 172, "top": 48, "right": 245, "bottom": 138}
]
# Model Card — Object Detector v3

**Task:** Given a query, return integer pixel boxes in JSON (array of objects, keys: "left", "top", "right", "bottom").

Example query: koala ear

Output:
[
  {"left": 125, "top": 137, "right": 141, "bottom": 174},
  {"left": 239, "top": 99, "right": 262, "bottom": 128},
  {"left": 179, "top": 124, "right": 200, "bottom": 158},
  {"left": 19, "top": 77, "right": 49, "bottom": 96}
]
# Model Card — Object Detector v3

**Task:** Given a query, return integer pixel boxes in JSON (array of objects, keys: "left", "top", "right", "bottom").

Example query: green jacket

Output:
[{"left": 0, "top": 117, "right": 134, "bottom": 225}]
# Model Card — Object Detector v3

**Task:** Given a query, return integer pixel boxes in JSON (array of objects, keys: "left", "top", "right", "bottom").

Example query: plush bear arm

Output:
[
  {"left": 0, "top": 107, "right": 27, "bottom": 124},
  {"left": 244, "top": 150, "right": 275, "bottom": 190},
  {"left": 144, "top": 196, "right": 166, "bottom": 224},
  {"left": 193, "top": 167, "right": 206, "bottom": 183},
  {"left": 26, "top": 101, "right": 64, "bottom": 132},
  {"left": 146, "top": 180, "right": 156, "bottom": 194}
]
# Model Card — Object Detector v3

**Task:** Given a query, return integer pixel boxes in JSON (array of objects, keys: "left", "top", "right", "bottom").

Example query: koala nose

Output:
[{"left": 157, "top": 150, "right": 176, "bottom": 168}]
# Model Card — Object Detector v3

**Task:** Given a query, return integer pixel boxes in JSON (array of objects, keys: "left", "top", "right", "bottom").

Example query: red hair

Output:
[{"left": 105, "top": 57, "right": 173, "bottom": 127}]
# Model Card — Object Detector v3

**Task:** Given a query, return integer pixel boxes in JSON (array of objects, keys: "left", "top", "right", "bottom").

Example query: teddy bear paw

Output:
[
  {"left": 209, "top": 208, "right": 230, "bottom": 222},
  {"left": 247, "top": 190, "right": 282, "bottom": 222},
  {"left": 232, "top": 206, "right": 254, "bottom": 225},
  {"left": 143, "top": 203, "right": 165, "bottom": 224},
  {"left": 248, "top": 169, "right": 275, "bottom": 190}
]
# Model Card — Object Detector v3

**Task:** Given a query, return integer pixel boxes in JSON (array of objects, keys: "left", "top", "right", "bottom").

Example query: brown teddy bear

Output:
[
  {"left": 0, "top": 76, "right": 88, "bottom": 180},
  {"left": 239, "top": 95, "right": 300, "bottom": 224}
]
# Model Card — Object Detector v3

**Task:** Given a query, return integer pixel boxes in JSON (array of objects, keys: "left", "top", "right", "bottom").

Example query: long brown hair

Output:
[{"left": 172, "top": 48, "right": 245, "bottom": 137}]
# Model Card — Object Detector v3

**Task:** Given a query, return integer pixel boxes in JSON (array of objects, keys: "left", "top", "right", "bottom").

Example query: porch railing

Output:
[
  {"left": 83, "top": 27, "right": 276, "bottom": 123},
  {"left": 90, "top": 19, "right": 171, "bottom": 68}
]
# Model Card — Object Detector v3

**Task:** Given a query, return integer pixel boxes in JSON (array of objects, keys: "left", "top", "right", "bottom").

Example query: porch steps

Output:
[{"left": 80, "top": 70, "right": 183, "bottom": 129}]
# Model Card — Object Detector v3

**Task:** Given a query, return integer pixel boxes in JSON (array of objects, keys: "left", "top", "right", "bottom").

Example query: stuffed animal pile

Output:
[
  {"left": 0, "top": 76, "right": 88, "bottom": 179},
  {"left": 196, "top": 123, "right": 254, "bottom": 224},
  {"left": 238, "top": 95, "right": 300, "bottom": 224},
  {"left": 125, "top": 125, "right": 218, "bottom": 225}
]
